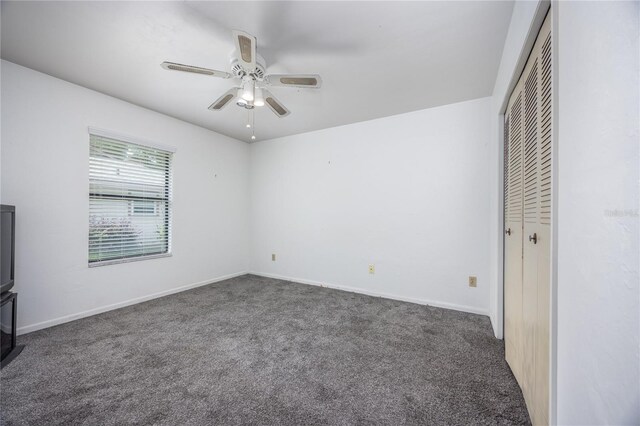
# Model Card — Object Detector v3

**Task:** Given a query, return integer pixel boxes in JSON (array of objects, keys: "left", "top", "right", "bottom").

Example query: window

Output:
[{"left": 89, "top": 132, "right": 173, "bottom": 265}]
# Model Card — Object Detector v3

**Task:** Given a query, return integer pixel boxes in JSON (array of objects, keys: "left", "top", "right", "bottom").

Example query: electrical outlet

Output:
[
  {"left": 369, "top": 265, "right": 375, "bottom": 274},
  {"left": 272, "top": 254, "right": 276, "bottom": 261},
  {"left": 469, "top": 276, "right": 477, "bottom": 287}
]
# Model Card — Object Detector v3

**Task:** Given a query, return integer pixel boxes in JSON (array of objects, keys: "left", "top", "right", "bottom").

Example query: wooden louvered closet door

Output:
[
  {"left": 504, "top": 10, "right": 551, "bottom": 426},
  {"left": 504, "top": 79, "right": 524, "bottom": 388}
]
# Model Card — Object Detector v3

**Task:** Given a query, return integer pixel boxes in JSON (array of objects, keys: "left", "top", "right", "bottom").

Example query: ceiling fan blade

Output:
[
  {"left": 265, "top": 74, "right": 322, "bottom": 89},
  {"left": 208, "top": 88, "right": 239, "bottom": 111},
  {"left": 161, "top": 62, "right": 231, "bottom": 79},
  {"left": 232, "top": 30, "right": 257, "bottom": 71},
  {"left": 262, "top": 89, "right": 290, "bottom": 117}
]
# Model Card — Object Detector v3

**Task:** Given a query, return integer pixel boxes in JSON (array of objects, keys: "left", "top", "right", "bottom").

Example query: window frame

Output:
[{"left": 87, "top": 127, "right": 175, "bottom": 267}]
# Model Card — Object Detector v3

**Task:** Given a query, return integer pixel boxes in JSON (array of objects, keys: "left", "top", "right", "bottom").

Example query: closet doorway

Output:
[{"left": 504, "top": 9, "right": 552, "bottom": 426}]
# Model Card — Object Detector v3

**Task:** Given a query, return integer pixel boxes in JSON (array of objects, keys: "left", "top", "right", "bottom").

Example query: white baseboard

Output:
[
  {"left": 249, "top": 271, "right": 490, "bottom": 316},
  {"left": 17, "top": 271, "right": 248, "bottom": 335},
  {"left": 490, "top": 313, "right": 503, "bottom": 339}
]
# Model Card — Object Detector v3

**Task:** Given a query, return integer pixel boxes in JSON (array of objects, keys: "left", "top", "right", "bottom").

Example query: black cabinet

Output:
[{"left": 1, "top": 291, "right": 23, "bottom": 368}]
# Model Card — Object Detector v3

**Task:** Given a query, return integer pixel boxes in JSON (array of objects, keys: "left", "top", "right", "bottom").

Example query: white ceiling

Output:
[{"left": 1, "top": 1, "right": 513, "bottom": 142}]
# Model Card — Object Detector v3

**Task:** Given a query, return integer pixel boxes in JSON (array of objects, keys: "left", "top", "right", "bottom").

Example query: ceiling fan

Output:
[{"left": 161, "top": 29, "right": 322, "bottom": 135}]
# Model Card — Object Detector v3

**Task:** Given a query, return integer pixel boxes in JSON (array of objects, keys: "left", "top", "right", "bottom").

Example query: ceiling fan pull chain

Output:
[{"left": 251, "top": 110, "right": 256, "bottom": 141}]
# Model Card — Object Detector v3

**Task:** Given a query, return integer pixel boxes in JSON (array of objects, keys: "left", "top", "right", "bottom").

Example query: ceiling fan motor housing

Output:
[{"left": 230, "top": 55, "right": 266, "bottom": 81}]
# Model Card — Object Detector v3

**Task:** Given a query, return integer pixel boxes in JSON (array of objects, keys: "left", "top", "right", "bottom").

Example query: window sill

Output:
[{"left": 88, "top": 252, "right": 172, "bottom": 268}]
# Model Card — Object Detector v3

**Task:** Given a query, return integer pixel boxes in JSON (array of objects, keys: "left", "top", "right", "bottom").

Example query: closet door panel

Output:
[
  {"left": 504, "top": 80, "right": 524, "bottom": 387},
  {"left": 522, "top": 53, "right": 539, "bottom": 411},
  {"left": 532, "top": 17, "right": 552, "bottom": 426}
]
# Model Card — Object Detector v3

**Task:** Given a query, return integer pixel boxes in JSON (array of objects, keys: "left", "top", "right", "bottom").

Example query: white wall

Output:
[
  {"left": 488, "top": 2, "right": 640, "bottom": 423},
  {"left": 1, "top": 61, "right": 250, "bottom": 333},
  {"left": 555, "top": 1, "right": 640, "bottom": 424},
  {"left": 249, "top": 98, "right": 492, "bottom": 315}
]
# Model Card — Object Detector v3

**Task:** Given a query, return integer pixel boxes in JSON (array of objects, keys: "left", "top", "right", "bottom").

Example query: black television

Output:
[{"left": 1, "top": 205, "right": 15, "bottom": 294}]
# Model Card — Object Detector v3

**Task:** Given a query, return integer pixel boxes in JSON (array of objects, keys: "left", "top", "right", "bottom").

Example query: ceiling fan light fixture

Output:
[
  {"left": 242, "top": 80, "right": 255, "bottom": 102},
  {"left": 254, "top": 88, "right": 265, "bottom": 107},
  {"left": 236, "top": 88, "right": 246, "bottom": 105}
]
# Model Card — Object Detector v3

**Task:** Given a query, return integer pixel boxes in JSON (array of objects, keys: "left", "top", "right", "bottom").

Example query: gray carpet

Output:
[{"left": 1, "top": 274, "right": 530, "bottom": 425}]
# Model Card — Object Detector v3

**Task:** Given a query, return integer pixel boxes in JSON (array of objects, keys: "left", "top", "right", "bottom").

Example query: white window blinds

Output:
[{"left": 89, "top": 133, "right": 172, "bottom": 265}]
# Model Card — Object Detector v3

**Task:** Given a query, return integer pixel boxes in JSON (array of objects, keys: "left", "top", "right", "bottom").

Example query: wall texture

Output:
[
  {"left": 250, "top": 98, "right": 492, "bottom": 315},
  {"left": 555, "top": 1, "right": 640, "bottom": 424},
  {"left": 1, "top": 61, "right": 251, "bottom": 333}
]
